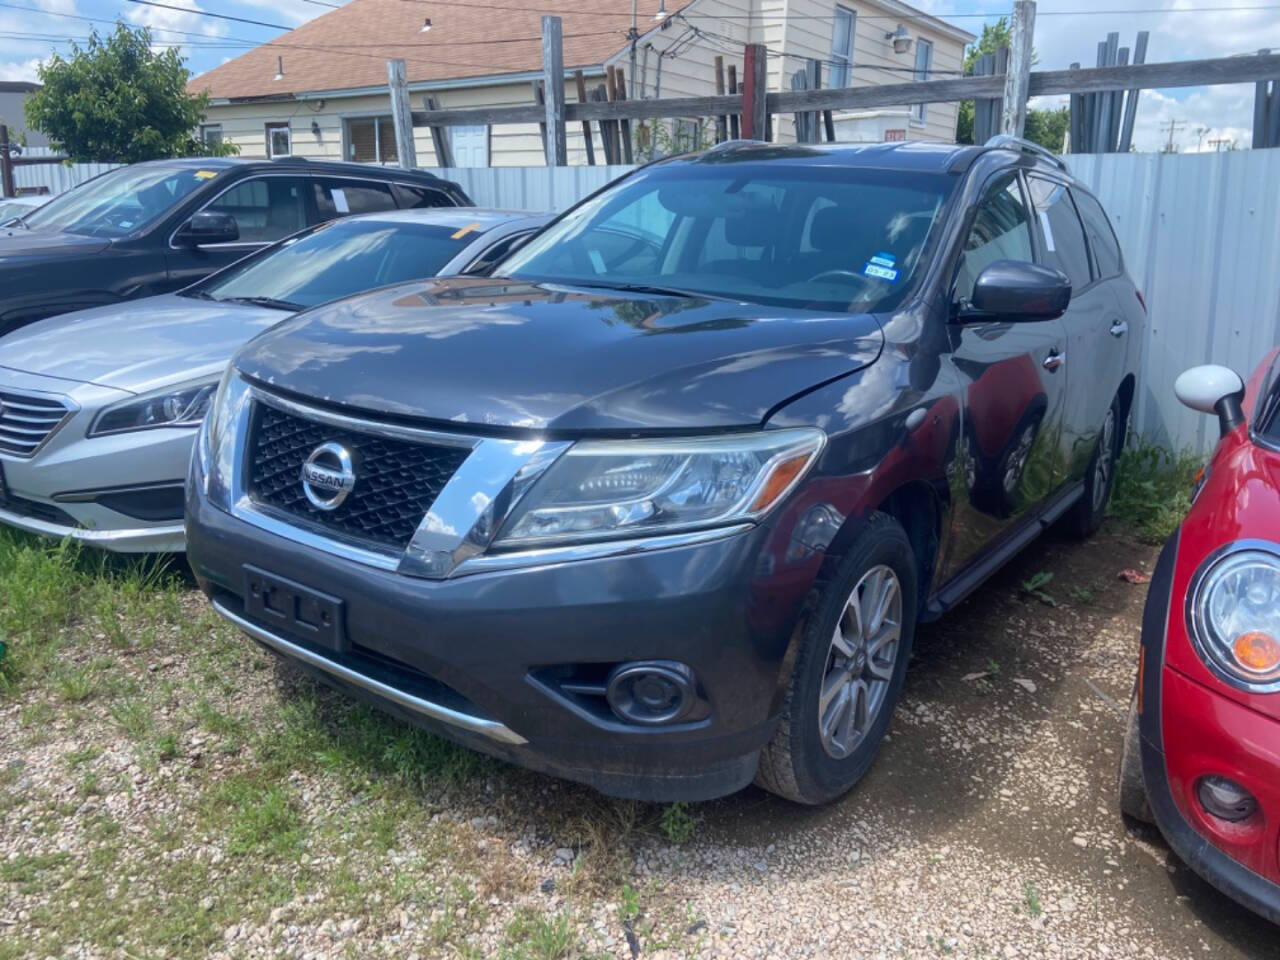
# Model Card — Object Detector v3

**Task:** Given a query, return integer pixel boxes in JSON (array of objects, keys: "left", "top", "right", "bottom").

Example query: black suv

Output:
[
  {"left": 0, "top": 157, "right": 470, "bottom": 334},
  {"left": 187, "top": 138, "right": 1145, "bottom": 804}
]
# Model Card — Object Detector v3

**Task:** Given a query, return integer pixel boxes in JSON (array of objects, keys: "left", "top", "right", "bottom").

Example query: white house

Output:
[{"left": 189, "top": 0, "right": 973, "bottom": 166}]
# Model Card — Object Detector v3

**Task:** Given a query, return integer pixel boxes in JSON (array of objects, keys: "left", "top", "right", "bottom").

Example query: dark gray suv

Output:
[{"left": 186, "top": 138, "right": 1145, "bottom": 804}]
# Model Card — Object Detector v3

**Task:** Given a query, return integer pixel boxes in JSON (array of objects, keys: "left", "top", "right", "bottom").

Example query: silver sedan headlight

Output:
[
  {"left": 493, "top": 428, "right": 825, "bottom": 548},
  {"left": 90, "top": 378, "right": 219, "bottom": 436},
  {"left": 1189, "top": 543, "right": 1280, "bottom": 690}
]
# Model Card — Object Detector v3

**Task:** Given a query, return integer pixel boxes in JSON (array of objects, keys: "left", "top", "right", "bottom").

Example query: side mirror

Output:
[
  {"left": 1174, "top": 364, "right": 1246, "bottom": 438},
  {"left": 177, "top": 210, "right": 239, "bottom": 246},
  {"left": 966, "top": 260, "right": 1072, "bottom": 321}
]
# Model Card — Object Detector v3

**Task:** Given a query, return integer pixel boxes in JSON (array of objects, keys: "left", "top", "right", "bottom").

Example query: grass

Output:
[{"left": 1109, "top": 443, "right": 1205, "bottom": 544}]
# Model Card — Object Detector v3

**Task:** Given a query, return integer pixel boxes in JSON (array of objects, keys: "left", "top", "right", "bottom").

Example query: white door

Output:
[{"left": 451, "top": 125, "right": 489, "bottom": 167}]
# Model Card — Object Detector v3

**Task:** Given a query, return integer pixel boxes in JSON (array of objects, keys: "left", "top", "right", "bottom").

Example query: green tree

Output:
[
  {"left": 954, "top": 18, "right": 1067, "bottom": 153},
  {"left": 24, "top": 24, "right": 236, "bottom": 163}
]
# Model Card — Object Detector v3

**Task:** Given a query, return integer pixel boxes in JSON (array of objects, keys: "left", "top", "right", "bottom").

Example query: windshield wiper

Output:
[
  {"left": 562, "top": 279, "right": 732, "bottom": 301},
  {"left": 218, "top": 295, "right": 303, "bottom": 311},
  {"left": 181, "top": 289, "right": 216, "bottom": 300}
]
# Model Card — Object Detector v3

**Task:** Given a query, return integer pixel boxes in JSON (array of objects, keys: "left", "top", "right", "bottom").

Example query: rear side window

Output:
[
  {"left": 1072, "top": 189, "right": 1123, "bottom": 279},
  {"left": 1026, "top": 176, "right": 1091, "bottom": 292},
  {"left": 953, "top": 173, "right": 1034, "bottom": 304},
  {"left": 394, "top": 183, "right": 453, "bottom": 209},
  {"left": 464, "top": 230, "right": 536, "bottom": 276},
  {"left": 206, "top": 177, "right": 308, "bottom": 243},
  {"left": 313, "top": 179, "right": 397, "bottom": 220}
]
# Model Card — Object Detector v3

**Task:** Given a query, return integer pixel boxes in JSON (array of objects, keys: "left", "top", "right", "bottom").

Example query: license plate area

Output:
[{"left": 244, "top": 565, "right": 347, "bottom": 654}]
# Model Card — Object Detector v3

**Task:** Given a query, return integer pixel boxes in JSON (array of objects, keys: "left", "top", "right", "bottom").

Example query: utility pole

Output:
[
  {"left": 1208, "top": 136, "right": 1234, "bottom": 151},
  {"left": 1195, "top": 125, "right": 1208, "bottom": 151},
  {"left": 629, "top": 0, "right": 638, "bottom": 99},
  {"left": 1161, "top": 117, "right": 1185, "bottom": 153}
]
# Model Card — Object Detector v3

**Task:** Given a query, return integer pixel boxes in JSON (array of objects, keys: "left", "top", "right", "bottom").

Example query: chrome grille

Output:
[{"left": 0, "top": 388, "right": 74, "bottom": 458}]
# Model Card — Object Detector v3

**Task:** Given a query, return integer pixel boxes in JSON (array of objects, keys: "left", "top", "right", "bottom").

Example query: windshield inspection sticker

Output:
[
  {"left": 194, "top": 170, "right": 218, "bottom": 180},
  {"left": 450, "top": 222, "right": 482, "bottom": 240},
  {"left": 330, "top": 188, "right": 349, "bottom": 213},
  {"left": 869, "top": 252, "right": 896, "bottom": 268},
  {"left": 864, "top": 262, "right": 899, "bottom": 281}
]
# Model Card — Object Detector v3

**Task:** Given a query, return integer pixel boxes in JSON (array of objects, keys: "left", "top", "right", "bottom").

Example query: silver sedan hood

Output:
[{"left": 0, "top": 293, "right": 289, "bottom": 394}]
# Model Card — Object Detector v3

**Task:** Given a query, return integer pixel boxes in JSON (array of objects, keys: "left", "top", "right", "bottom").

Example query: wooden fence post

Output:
[
  {"left": 574, "top": 70, "right": 596, "bottom": 165},
  {"left": 386, "top": 60, "right": 418, "bottom": 169},
  {"left": 727, "top": 65, "right": 740, "bottom": 139},
  {"left": 0, "top": 125, "right": 13, "bottom": 199},
  {"left": 742, "top": 44, "right": 768, "bottom": 140},
  {"left": 1000, "top": 0, "right": 1036, "bottom": 137},
  {"left": 714, "top": 56, "right": 728, "bottom": 144},
  {"left": 541, "top": 16, "right": 567, "bottom": 166},
  {"left": 615, "top": 67, "right": 634, "bottom": 164},
  {"left": 423, "top": 96, "right": 454, "bottom": 167}
]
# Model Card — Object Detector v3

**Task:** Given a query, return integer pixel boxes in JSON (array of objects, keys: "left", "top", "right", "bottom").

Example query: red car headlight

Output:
[{"left": 1188, "top": 542, "right": 1280, "bottom": 691}]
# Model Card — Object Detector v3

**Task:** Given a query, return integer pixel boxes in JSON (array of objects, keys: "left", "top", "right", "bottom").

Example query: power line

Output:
[{"left": 123, "top": 0, "right": 293, "bottom": 30}]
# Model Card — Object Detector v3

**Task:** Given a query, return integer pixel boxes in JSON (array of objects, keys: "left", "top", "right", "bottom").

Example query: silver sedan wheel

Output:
[
  {"left": 818, "top": 564, "right": 903, "bottom": 760},
  {"left": 1093, "top": 407, "right": 1117, "bottom": 511}
]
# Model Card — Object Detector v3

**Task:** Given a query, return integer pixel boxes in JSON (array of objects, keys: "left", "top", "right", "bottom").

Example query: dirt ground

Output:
[{"left": 3, "top": 521, "right": 1278, "bottom": 959}]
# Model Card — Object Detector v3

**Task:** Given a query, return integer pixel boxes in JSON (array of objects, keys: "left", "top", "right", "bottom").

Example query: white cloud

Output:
[{"left": 0, "top": 56, "right": 43, "bottom": 81}]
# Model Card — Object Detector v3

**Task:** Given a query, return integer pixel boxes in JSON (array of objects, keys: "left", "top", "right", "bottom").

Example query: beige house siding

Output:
[{"left": 201, "top": 0, "right": 969, "bottom": 166}]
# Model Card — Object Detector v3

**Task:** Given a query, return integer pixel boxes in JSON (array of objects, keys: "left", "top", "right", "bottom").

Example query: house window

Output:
[
  {"left": 912, "top": 39, "right": 933, "bottom": 123},
  {"left": 266, "top": 122, "right": 291, "bottom": 158},
  {"left": 199, "top": 124, "right": 223, "bottom": 150},
  {"left": 344, "top": 116, "right": 398, "bottom": 164},
  {"left": 830, "top": 5, "right": 856, "bottom": 87}
]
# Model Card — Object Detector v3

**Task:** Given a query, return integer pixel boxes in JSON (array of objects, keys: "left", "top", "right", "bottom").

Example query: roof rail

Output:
[{"left": 983, "top": 134, "right": 1069, "bottom": 172}]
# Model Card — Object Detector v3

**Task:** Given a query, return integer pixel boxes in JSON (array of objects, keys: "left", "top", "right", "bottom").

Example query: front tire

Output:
[
  {"left": 756, "top": 513, "right": 918, "bottom": 804},
  {"left": 1118, "top": 689, "right": 1153, "bottom": 823}
]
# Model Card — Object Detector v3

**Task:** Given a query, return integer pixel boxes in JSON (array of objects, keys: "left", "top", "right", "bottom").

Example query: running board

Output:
[{"left": 923, "top": 480, "right": 1084, "bottom": 620}]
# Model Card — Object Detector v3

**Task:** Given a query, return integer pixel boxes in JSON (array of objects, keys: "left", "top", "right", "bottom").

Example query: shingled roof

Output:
[{"left": 189, "top": 0, "right": 684, "bottom": 101}]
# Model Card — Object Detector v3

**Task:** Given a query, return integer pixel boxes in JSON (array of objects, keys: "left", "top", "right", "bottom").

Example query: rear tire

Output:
[
  {"left": 756, "top": 513, "right": 918, "bottom": 805},
  {"left": 1118, "top": 689, "right": 1153, "bottom": 823},
  {"left": 1066, "top": 395, "right": 1122, "bottom": 539}
]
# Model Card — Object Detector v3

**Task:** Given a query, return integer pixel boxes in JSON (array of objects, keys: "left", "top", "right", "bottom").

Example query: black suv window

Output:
[
  {"left": 206, "top": 177, "right": 308, "bottom": 243},
  {"left": 954, "top": 173, "right": 1034, "bottom": 304},
  {"left": 394, "top": 183, "right": 453, "bottom": 209},
  {"left": 1257, "top": 353, "right": 1280, "bottom": 443},
  {"left": 1072, "top": 189, "right": 1123, "bottom": 279},
  {"left": 1026, "top": 176, "right": 1091, "bottom": 292},
  {"left": 314, "top": 179, "right": 397, "bottom": 220}
]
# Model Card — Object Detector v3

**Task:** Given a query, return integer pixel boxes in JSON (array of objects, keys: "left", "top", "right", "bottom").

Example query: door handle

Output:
[
  {"left": 1109, "top": 320, "right": 1129, "bottom": 338},
  {"left": 1043, "top": 351, "right": 1065, "bottom": 372}
]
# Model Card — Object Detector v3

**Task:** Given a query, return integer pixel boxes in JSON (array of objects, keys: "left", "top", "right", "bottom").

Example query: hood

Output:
[
  {"left": 235, "top": 277, "right": 885, "bottom": 433},
  {"left": 0, "top": 293, "right": 290, "bottom": 393},
  {"left": 0, "top": 229, "right": 111, "bottom": 260}
]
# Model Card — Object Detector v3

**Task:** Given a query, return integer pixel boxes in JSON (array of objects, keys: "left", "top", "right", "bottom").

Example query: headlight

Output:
[
  {"left": 91, "top": 378, "right": 219, "bottom": 436},
  {"left": 493, "top": 428, "right": 825, "bottom": 548},
  {"left": 202, "top": 368, "right": 252, "bottom": 512},
  {"left": 1189, "top": 544, "right": 1280, "bottom": 690}
]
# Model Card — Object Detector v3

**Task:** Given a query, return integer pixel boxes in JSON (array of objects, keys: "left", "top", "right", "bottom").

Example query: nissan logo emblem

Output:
[{"left": 300, "top": 441, "right": 356, "bottom": 511}]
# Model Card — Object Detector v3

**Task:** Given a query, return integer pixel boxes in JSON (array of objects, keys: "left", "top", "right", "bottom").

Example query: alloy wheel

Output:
[{"left": 818, "top": 564, "right": 903, "bottom": 759}]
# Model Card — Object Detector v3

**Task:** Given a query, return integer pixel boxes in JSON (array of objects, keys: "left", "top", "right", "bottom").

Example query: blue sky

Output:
[{"left": 2, "top": 0, "right": 1277, "bottom": 152}]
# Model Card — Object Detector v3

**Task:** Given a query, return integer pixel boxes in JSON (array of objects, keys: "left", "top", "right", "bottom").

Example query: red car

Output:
[{"left": 1119, "top": 347, "right": 1280, "bottom": 924}]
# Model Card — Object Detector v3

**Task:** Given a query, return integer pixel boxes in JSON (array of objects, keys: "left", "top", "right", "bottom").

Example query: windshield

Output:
[
  {"left": 501, "top": 163, "right": 953, "bottom": 312},
  {"left": 22, "top": 164, "right": 218, "bottom": 237},
  {"left": 1257, "top": 351, "right": 1280, "bottom": 444},
  {"left": 198, "top": 218, "right": 484, "bottom": 309}
]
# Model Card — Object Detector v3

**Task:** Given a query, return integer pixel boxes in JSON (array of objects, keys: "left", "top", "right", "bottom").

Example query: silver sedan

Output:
[{"left": 0, "top": 207, "right": 550, "bottom": 551}]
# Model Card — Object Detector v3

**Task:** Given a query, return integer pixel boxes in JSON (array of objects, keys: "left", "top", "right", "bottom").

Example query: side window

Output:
[
  {"left": 954, "top": 173, "right": 1034, "bottom": 304},
  {"left": 313, "top": 179, "right": 397, "bottom": 221},
  {"left": 1026, "top": 176, "right": 1091, "bottom": 291},
  {"left": 393, "top": 183, "right": 452, "bottom": 209},
  {"left": 1072, "top": 189, "right": 1123, "bottom": 279},
  {"left": 205, "top": 177, "right": 308, "bottom": 243}
]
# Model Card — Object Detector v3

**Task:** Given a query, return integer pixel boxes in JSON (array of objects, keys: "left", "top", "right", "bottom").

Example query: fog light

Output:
[
  {"left": 605, "top": 661, "right": 696, "bottom": 725},
  {"left": 1197, "top": 775, "right": 1258, "bottom": 822}
]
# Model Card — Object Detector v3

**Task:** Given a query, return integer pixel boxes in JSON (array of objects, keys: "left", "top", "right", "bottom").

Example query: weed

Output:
[
  {"left": 619, "top": 883, "right": 641, "bottom": 921},
  {"left": 1110, "top": 443, "right": 1204, "bottom": 544},
  {"left": 1020, "top": 571, "right": 1057, "bottom": 607},
  {"left": 659, "top": 801, "right": 696, "bottom": 844},
  {"left": 1023, "top": 882, "right": 1042, "bottom": 917},
  {"left": 503, "top": 907, "right": 578, "bottom": 959}
]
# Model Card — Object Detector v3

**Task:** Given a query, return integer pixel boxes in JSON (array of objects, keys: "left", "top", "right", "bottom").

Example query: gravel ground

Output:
[{"left": 1, "top": 522, "right": 1277, "bottom": 959}]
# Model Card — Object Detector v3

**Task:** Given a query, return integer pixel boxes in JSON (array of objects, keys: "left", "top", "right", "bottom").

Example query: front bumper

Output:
[
  {"left": 1139, "top": 535, "right": 1280, "bottom": 925},
  {"left": 186, "top": 454, "right": 810, "bottom": 802},
  {"left": 0, "top": 375, "right": 196, "bottom": 552}
]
